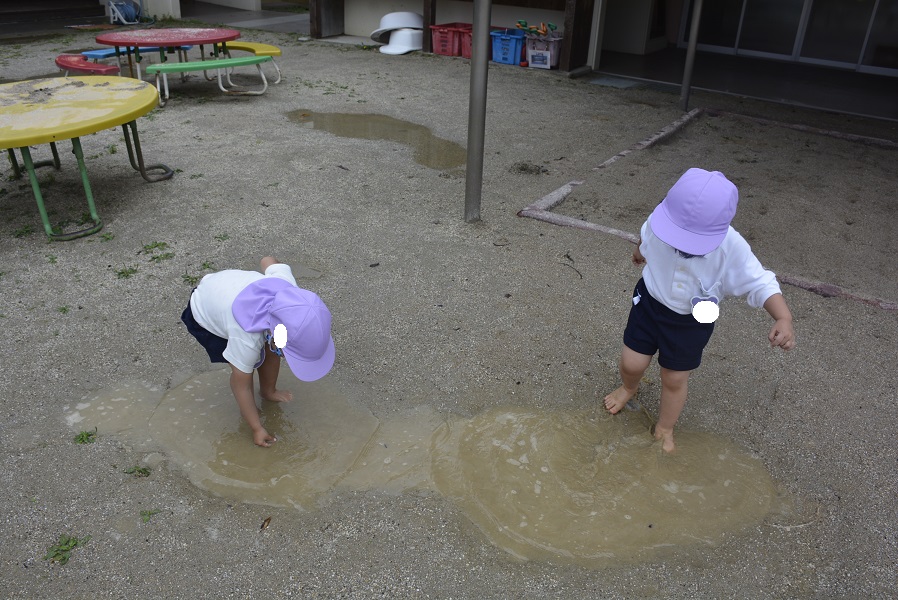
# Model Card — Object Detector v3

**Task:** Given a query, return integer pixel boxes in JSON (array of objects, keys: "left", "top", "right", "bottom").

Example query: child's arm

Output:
[
  {"left": 763, "top": 293, "right": 795, "bottom": 351},
  {"left": 229, "top": 364, "right": 277, "bottom": 447},
  {"left": 260, "top": 256, "right": 279, "bottom": 272},
  {"left": 632, "top": 240, "right": 646, "bottom": 266}
]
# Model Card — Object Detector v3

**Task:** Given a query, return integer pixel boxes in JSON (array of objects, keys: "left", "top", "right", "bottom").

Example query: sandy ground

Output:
[{"left": 1, "top": 26, "right": 897, "bottom": 599}]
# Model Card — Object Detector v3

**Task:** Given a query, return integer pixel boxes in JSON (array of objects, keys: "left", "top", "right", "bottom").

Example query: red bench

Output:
[{"left": 55, "top": 54, "right": 121, "bottom": 76}]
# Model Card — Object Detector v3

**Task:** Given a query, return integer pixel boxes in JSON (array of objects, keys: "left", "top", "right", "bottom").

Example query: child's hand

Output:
[
  {"left": 632, "top": 245, "right": 646, "bottom": 266},
  {"left": 253, "top": 427, "right": 277, "bottom": 448},
  {"left": 768, "top": 318, "right": 795, "bottom": 351}
]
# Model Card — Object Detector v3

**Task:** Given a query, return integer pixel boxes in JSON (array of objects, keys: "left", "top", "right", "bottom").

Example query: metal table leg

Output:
[
  {"left": 121, "top": 120, "right": 174, "bottom": 182},
  {"left": 13, "top": 120, "right": 171, "bottom": 240},
  {"left": 19, "top": 140, "right": 102, "bottom": 241}
]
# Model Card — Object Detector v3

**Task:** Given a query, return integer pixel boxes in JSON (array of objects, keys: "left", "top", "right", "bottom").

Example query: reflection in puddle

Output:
[
  {"left": 287, "top": 109, "right": 467, "bottom": 171},
  {"left": 67, "top": 372, "right": 783, "bottom": 566}
]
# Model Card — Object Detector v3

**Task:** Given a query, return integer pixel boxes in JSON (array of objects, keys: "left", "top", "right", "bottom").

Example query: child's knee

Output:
[{"left": 660, "top": 367, "right": 690, "bottom": 390}]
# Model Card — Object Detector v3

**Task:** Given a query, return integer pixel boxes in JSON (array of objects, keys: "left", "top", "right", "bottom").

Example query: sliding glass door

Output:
[{"left": 682, "top": 0, "right": 898, "bottom": 75}]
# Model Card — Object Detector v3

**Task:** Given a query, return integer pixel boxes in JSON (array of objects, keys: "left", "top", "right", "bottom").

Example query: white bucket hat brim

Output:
[{"left": 379, "top": 28, "right": 423, "bottom": 55}]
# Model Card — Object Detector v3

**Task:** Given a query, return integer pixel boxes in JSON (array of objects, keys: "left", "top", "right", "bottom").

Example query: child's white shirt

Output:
[
  {"left": 189, "top": 264, "right": 297, "bottom": 373},
  {"left": 639, "top": 216, "right": 781, "bottom": 315}
]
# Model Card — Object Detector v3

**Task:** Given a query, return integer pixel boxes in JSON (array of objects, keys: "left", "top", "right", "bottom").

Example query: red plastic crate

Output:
[
  {"left": 429, "top": 22, "right": 472, "bottom": 56},
  {"left": 461, "top": 25, "right": 502, "bottom": 60}
]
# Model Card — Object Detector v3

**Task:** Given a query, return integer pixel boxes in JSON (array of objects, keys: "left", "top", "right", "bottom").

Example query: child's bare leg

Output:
[
  {"left": 604, "top": 346, "right": 652, "bottom": 414},
  {"left": 258, "top": 345, "right": 293, "bottom": 403},
  {"left": 655, "top": 367, "right": 690, "bottom": 452}
]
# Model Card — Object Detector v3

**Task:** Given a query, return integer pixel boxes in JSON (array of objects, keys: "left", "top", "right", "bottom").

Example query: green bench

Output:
[
  {"left": 144, "top": 55, "right": 273, "bottom": 106},
  {"left": 216, "top": 42, "right": 282, "bottom": 84}
]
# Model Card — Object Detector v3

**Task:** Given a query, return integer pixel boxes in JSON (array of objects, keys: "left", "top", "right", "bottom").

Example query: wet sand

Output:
[{"left": 1, "top": 27, "right": 897, "bottom": 599}]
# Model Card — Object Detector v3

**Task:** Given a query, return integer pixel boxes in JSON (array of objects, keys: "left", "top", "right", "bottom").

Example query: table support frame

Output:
[{"left": 7, "top": 120, "right": 173, "bottom": 241}]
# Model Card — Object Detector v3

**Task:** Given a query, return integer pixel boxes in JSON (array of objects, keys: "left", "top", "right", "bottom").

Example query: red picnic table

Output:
[{"left": 95, "top": 27, "right": 241, "bottom": 78}]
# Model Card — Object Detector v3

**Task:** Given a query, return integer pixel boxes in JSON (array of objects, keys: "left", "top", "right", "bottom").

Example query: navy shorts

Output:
[
  {"left": 181, "top": 294, "right": 228, "bottom": 364},
  {"left": 623, "top": 278, "right": 714, "bottom": 372}
]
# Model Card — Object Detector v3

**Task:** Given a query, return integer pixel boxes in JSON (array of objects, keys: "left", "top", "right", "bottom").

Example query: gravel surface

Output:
[{"left": 1, "top": 25, "right": 897, "bottom": 599}]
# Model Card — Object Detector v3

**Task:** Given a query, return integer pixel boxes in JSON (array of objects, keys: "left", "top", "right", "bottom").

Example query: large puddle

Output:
[
  {"left": 66, "top": 370, "right": 783, "bottom": 567},
  {"left": 286, "top": 109, "right": 467, "bottom": 171}
]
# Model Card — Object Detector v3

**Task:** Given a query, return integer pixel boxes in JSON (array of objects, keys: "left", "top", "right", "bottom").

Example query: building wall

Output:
[
  {"left": 345, "top": 0, "right": 564, "bottom": 38},
  {"left": 143, "top": 0, "right": 182, "bottom": 19},
  {"left": 196, "top": 0, "right": 260, "bottom": 10}
]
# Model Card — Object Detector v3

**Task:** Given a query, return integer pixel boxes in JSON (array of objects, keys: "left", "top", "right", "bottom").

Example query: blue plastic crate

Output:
[{"left": 490, "top": 29, "right": 526, "bottom": 65}]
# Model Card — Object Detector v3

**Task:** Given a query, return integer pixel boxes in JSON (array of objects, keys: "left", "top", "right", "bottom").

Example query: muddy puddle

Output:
[
  {"left": 66, "top": 370, "right": 787, "bottom": 567},
  {"left": 287, "top": 109, "right": 466, "bottom": 171}
]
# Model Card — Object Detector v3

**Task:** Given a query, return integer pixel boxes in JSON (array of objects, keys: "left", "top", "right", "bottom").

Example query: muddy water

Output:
[
  {"left": 432, "top": 408, "right": 776, "bottom": 567},
  {"left": 286, "top": 109, "right": 467, "bottom": 171},
  {"left": 67, "top": 371, "right": 780, "bottom": 565}
]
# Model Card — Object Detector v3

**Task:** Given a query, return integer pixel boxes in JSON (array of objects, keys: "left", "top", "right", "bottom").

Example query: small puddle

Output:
[
  {"left": 67, "top": 372, "right": 794, "bottom": 566},
  {"left": 287, "top": 109, "right": 467, "bottom": 171}
]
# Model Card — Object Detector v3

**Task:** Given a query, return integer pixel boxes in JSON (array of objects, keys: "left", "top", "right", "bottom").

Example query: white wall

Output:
[
  {"left": 345, "top": 0, "right": 564, "bottom": 38},
  {"left": 100, "top": 0, "right": 183, "bottom": 20},
  {"left": 197, "top": 0, "right": 261, "bottom": 10},
  {"left": 143, "top": 0, "right": 182, "bottom": 19}
]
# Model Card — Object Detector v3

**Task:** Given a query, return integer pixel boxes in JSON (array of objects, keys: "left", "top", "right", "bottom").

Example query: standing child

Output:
[
  {"left": 181, "top": 256, "right": 335, "bottom": 447},
  {"left": 603, "top": 168, "right": 795, "bottom": 452}
]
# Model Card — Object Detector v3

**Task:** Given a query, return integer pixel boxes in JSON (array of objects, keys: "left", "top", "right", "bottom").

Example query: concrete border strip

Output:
[{"left": 517, "top": 109, "right": 898, "bottom": 311}]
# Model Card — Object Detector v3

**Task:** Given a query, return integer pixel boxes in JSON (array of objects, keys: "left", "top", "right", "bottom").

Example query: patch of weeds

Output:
[
  {"left": 51, "top": 217, "right": 75, "bottom": 235},
  {"left": 201, "top": 261, "right": 214, "bottom": 270},
  {"left": 13, "top": 224, "right": 33, "bottom": 238},
  {"left": 142, "top": 241, "right": 174, "bottom": 264},
  {"left": 46, "top": 254, "right": 57, "bottom": 264},
  {"left": 100, "top": 232, "right": 115, "bottom": 242},
  {"left": 214, "top": 233, "right": 229, "bottom": 242},
  {"left": 149, "top": 251, "right": 175, "bottom": 263},
  {"left": 124, "top": 466, "right": 151, "bottom": 478},
  {"left": 44, "top": 534, "right": 91, "bottom": 565},
  {"left": 182, "top": 271, "right": 200, "bottom": 286},
  {"left": 79, "top": 212, "right": 94, "bottom": 225},
  {"left": 188, "top": 173, "right": 204, "bottom": 179},
  {"left": 116, "top": 265, "right": 139, "bottom": 279},
  {"left": 107, "top": 144, "right": 118, "bottom": 155},
  {"left": 142, "top": 241, "right": 168, "bottom": 253},
  {"left": 57, "top": 306, "right": 70, "bottom": 314},
  {"left": 140, "top": 509, "right": 161, "bottom": 523},
  {"left": 74, "top": 428, "right": 97, "bottom": 444}
]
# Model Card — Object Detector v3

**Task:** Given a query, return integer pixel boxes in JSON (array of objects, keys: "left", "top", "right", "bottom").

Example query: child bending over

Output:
[{"left": 181, "top": 256, "right": 335, "bottom": 447}]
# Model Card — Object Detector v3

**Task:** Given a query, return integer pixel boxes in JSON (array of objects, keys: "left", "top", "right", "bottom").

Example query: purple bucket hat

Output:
[
  {"left": 232, "top": 278, "right": 335, "bottom": 382},
  {"left": 650, "top": 168, "right": 739, "bottom": 255}
]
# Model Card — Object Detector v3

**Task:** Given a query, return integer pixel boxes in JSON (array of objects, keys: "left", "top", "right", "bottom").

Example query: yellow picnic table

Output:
[{"left": 0, "top": 76, "right": 173, "bottom": 240}]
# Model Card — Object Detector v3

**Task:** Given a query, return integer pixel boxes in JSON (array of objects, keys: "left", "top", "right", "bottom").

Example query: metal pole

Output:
[
  {"left": 464, "top": 0, "right": 492, "bottom": 223},
  {"left": 680, "top": 0, "right": 703, "bottom": 111}
]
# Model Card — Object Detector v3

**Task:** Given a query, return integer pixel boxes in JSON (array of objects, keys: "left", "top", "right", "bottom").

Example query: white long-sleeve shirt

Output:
[
  {"left": 189, "top": 263, "right": 297, "bottom": 373},
  {"left": 639, "top": 216, "right": 781, "bottom": 315}
]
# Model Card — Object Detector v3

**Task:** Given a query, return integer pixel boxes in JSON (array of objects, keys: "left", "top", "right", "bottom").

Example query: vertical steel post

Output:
[
  {"left": 464, "top": 0, "right": 492, "bottom": 223},
  {"left": 680, "top": 0, "right": 704, "bottom": 111}
]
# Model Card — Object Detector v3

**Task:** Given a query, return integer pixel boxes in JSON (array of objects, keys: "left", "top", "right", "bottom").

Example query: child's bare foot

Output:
[
  {"left": 261, "top": 389, "right": 293, "bottom": 403},
  {"left": 603, "top": 386, "right": 637, "bottom": 414},
  {"left": 651, "top": 424, "right": 676, "bottom": 453}
]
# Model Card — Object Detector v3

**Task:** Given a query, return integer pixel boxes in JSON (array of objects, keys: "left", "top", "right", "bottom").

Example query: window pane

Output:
[
  {"left": 686, "top": 0, "right": 743, "bottom": 48},
  {"left": 863, "top": 0, "right": 898, "bottom": 68},
  {"left": 739, "top": 0, "right": 804, "bottom": 56},
  {"left": 802, "top": 0, "right": 876, "bottom": 63}
]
